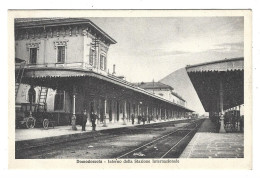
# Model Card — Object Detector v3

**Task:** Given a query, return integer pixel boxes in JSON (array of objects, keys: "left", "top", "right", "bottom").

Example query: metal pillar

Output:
[
  {"left": 123, "top": 101, "right": 127, "bottom": 125},
  {"left": 71, "top": 85, "right": 77, "bottom": 130},
  {"left": 103, "top": 99, "right": 107, "bottom": 127},
  {"left": 237, "top": 105, "right": 241, "bottom": 132},
  {"left": 146, "top": 106, "right": 149, "bottom": 123},
  {"left": 113, "top": 100, "right": 116, "bottom": 123},
  {"left": 165, "top": 109, "right": 167, "bottom": 120},
  {"left": 159, "top": 108, "right": 162, "bottom": 121},
  {"left": 219, "top": 79, "right": 226, "bottom": 133}
]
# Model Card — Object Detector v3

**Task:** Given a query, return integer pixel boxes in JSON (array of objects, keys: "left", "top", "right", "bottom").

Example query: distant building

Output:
[{"left": 133, "top": 82, "right": 186, "bottom": 107}]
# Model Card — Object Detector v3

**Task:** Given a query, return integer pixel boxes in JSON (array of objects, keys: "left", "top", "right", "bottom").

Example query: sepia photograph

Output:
[{"left": 8, "top": 9, "right": 252, "bottom": 169}]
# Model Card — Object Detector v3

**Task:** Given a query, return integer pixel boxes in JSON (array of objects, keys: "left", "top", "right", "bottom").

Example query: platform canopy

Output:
[
  {"left": 186, "top": 57, "right": 244, "bottom": 112},
  {"left": 16, "top": 66, "right": 193, "bottom": 113}
]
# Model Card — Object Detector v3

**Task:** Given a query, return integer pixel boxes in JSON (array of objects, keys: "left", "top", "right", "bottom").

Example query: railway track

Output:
[
  {"left": 116, "top": 119, "right": 204, "bottom": 159},
  {"left": 16, "top": 119, "right": 203, "bottom": 159}
]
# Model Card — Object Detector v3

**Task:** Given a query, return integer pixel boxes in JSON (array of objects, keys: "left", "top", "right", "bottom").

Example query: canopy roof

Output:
[
  {"left": 16, "top": 66, "right": 193, "bottom": 112},
  {"left": 133, "top": 82, "right": 173, "bottom": 90},
  {"left": 186, "top": 57, "right": 244, "bottom": 112},
  {"left": 186, "top": 57, "right": 244, "bottom": 72}
]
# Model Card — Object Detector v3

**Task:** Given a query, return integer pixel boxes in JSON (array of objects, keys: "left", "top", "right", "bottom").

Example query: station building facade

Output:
[
  {"left": 15, "top": 18, "right": 193, "bottom": 128},
  {"left": 133, "top": 82, "right": 186, "bottom": 107}
]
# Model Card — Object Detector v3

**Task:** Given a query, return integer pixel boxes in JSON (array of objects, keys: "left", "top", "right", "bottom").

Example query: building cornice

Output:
[{"left": 15, "top": 18, "right": 117, "bottom": 45}]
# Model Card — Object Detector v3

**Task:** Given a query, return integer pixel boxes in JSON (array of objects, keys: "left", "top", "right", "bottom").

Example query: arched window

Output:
[
  {"left": 28, "top": 86, "right": 36, "bottom": 103},
  {"left": 54, "top": 90, "right": 65, "bottom": 110}
]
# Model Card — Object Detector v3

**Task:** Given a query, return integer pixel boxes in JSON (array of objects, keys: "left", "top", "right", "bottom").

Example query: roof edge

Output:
[
  {"left": 186, "top": 57, "right": 244, "bottom": 69},
  {"left": 15, "top": 18, "right": 117, "bottom": 44}
]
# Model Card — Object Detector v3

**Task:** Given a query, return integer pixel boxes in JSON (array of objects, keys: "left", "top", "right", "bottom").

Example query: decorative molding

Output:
[
  {"left": 19, "top": 30, "right": 24, "bottom": 39},
  {"left": 53, "top": 40, "right": 69, "bottom": 49},
  {"left": 43, "top": 26, "right": 47, "bottom": 38},
  {"left": 26, "top": 30, "right": 29, "bottom": 39},
  {"left": 26, "top": 42, "right": 41, "bottom": 51},
  {"left": 32, "top": 30, "right": 35, "bottom": 39},
  {"left": 68, "top": 26, "right": 72, "bottom": 36},
  {"left": 100, "top": 42, "right": 109, "bottom": 51},
  {"left": 82, "top": 29, "right": 88, "bottom": 36},
  {"left": 56, "top": 28, "right": 60, "bottom": 37},
  {"left": 62, "top": 27, "right": 66, "bottom": 37},
  {"left": 50, "top": 28, "right": 53, "bottom": 38},
  {"left": 75, "top": 26, "right": 78, "bottom": 36}
]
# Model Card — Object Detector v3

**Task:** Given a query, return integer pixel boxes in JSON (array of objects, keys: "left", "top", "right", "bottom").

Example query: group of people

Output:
[
  {"left": 81, "top": 110, "right": 98, "bottom": 132},
  {"left": 81, "top": 110, "right": 157, "bottom": 131},
  {"left": 133, "top": 114, "right": 153, "bottom": 125}
]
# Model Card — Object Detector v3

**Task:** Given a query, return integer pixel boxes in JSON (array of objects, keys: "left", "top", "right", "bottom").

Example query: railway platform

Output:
[
  {"left": 15, "top": 118, "right": 188, "bottom": 151},
  {"left": 180, "top": 118, "right": 244, "bottom": 158}
]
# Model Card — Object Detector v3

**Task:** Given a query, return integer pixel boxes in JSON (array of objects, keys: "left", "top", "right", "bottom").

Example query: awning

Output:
[
  {"left": 17, "top": 66, "right": 193, "bottom": 112},
  {"left": 186, "top": 57, "right": 244, "bottom": 112}
]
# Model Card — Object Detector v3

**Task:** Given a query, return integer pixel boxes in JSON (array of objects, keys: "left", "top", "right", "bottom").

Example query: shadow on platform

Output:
[{"left": 197, "top": 118, "right": 218, "bottom": 133}]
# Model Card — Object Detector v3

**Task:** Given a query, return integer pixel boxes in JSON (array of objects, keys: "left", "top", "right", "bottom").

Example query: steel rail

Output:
[
  {"left": 160, "top": 123, "right": 199, "bottom": 158},
  {"left": 116, "top": 120, "right": 200, "bottom": 159}
]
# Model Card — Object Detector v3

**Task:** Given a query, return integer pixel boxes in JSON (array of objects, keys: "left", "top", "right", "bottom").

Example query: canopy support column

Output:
[
  {"left": 219, "top": 79, "right": 226, "bottom": 133},
  {"left": 103, "top": 99, "right": 107, "bottom": 127},
  {"left": 123, "top": 100, "right": 127, "bottom": 125},
  {"left": 159, "top": 108, "right": 162, "bottom": 121},
  {"left": 137, "top": 104, "right": 140, "bottom": 116},
  {"left": 165, "top": 108, "right": 167, "bottom": 120},
  {"left": 71, "top": 85, "right": 77, "bottom": 131}
]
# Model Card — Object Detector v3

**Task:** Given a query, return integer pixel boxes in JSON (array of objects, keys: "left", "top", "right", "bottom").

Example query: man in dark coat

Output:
[
  {"left": 82, "top": 109, "right": 88, "bottom": 131},
  {"left": 142, "top": 114, "right": 146, "bottom": 125},
  {"left": 90, "top": 112, "right": 97, "bottom": 131},
  {"left": 137, "top": 115, "right": 142, "bottom": 124},
  {"left": 131, "top": 114, "right": 135, "bottom": 125},
  {"left": 148, "top": 115, "right": 151, "bottom": 123}
]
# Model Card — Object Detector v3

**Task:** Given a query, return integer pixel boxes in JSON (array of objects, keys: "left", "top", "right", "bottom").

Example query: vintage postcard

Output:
[{"left": 8, "top": 9, "right": 252, "bottom": 169}]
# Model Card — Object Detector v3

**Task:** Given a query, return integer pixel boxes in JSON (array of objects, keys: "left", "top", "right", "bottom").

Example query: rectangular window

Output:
[
  {"left": 57, "top": 46, "right": 65, "bottom": 63},
  {"left": 104, "top": 55, "right": 107, "bottom": 70},
  {"left": 29, "top": 48, "right": 37, "bottom": 64},
  {"left": 89, "top": 48, "right": 95, "bottom": 66},
  {"left": 100, "top": 55, "right": 104, "bottom": 70},
  {"left": 100, "top": 54, "right": 106, "bottom": 70}
]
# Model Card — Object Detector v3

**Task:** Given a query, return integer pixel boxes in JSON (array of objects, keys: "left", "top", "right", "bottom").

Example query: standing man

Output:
[
  {"left": 91, "top": 112, "right": 97, "bottom": 131},
  {"left": 148, "top": 115, "right": 151, "bottom": 123},
  {"left": 137, "top": 115, "right": 141, "bottom": 124},
  {"left": 82, "top": 109, "right": 88, "bottom": 131},
  {"left": 131, "top": 113, "right": 135, "bottom": 125},
  {"left": 142, "top": 114, "right": 145, "bottom": 125}
]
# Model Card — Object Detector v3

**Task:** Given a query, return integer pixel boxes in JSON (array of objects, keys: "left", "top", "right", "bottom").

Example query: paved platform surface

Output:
[
  {"left": 180, "top": 118, "right": 244, "bottom": 158},
  {"left": 15, "top": 118, "right": 184, "bottom": 141}
]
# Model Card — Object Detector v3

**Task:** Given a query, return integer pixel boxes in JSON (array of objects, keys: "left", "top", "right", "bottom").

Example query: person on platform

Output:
[
  {"left": 137, "top": 115, "right": 141, "bottom": 124},
  {"left": 82, "top": 109, "right": 88, "bottom": 131},
  {"left": 142, "top": 114, "right": 146, "bottom": 125},
  {"left": 91, "top": 112, "right": 97, "bottom": 131},
  {"left": 148, "top": 115, "right": 151, "bottom": 123},
  {"left": 131, "top": 114, "right": 135, "bottom": 125}
]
